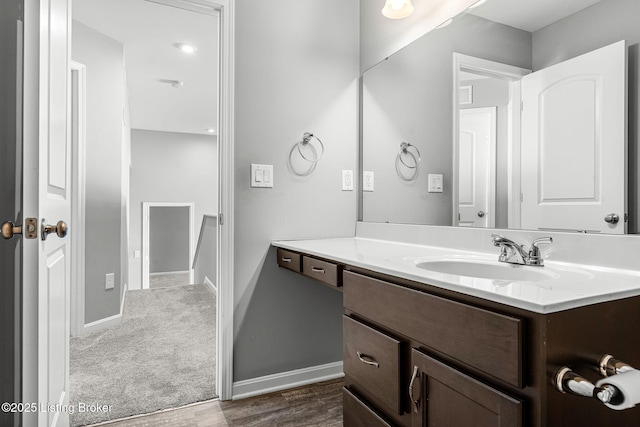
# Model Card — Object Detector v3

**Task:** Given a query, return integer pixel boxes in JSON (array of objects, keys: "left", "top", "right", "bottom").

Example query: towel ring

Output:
[
  {"left": 399, "top": 142, "right": 421, "bottom": 169},
  {"left": 297, "top": 132, "right": 324, "bottom": 163}
]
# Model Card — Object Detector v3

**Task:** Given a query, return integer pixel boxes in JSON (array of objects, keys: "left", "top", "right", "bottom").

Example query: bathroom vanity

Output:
[{"left": 273, "top": 224, "right": 640, "bottom": 427}]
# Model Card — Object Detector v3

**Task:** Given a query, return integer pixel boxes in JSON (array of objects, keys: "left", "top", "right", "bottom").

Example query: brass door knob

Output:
[
  {"left": 41, "top": 219, "right": 68, "bottom": 240},
  {"left": 1, "top": 221, "right": 22, "bottom": 239},
  {"left": 2, "top": 218, "right": 38, "bottom": 240}
]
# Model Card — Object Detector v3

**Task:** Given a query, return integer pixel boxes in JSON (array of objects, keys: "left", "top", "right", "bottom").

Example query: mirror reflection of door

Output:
[
  {"left": 521, "top": 40, "right": 627, "bottom": 234},
  {"left": 458, "top": 107, "right": 496, "bottom": 228}
]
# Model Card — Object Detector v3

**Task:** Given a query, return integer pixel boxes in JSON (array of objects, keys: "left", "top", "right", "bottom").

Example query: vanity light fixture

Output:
[
  {"left": 382, "top": 0, "right": 414, "bottom": 19},
  {"left": 174, "top": 42, "right": 197, "bottom": 54}
]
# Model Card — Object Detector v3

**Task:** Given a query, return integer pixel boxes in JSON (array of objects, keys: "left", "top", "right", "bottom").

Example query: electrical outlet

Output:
[
  {"left": 363, "top": 171, "right": 374, "bottom": 192},
  {"left": 342, "top": 170, "right": 354, "bottom": 191},
  {"left": 105, "top": 273, "right": 115, "bottom": 290}
]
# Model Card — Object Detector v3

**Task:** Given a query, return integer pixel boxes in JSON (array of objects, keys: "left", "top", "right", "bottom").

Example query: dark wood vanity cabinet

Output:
[{"left": 275, "top": 247, "right": 640, "bottom": 426}]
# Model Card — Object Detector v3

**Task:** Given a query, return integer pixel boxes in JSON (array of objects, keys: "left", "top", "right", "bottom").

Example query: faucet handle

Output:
[
  {"left": 528, "top": 237, "right": 553, "bottom": 264},
  {"left": 490, "top": 233, "right": 505, "bottom": 246}
]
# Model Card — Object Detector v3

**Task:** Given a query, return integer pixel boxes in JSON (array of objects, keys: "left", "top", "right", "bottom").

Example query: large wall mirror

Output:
[{"left": 361, "top": 0, "right": 639, "bottom": 235}]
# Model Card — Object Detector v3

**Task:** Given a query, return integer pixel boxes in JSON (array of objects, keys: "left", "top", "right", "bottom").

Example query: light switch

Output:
[
  {"left": 105, "top": 273, "right": 115, "bottom": 290},
  {"left": 428, "top": 174, "right": 443, "bottom": 193},
  {"left": 251, "top": 164, "right": 274, "bottom": 188}
]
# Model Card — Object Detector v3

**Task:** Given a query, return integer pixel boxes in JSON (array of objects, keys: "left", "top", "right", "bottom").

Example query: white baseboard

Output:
[
  {"left": 81, "top": 283, "right": 128, "bottom": 336},
  {"left": 232, "top": 361, "right": 344, "bottom": 400},
  {"left": 203, "top": 276, "right": 217, "bottom": 293},
  {"left": 149, "top": 270, "right": 189, "bottom": 276}
]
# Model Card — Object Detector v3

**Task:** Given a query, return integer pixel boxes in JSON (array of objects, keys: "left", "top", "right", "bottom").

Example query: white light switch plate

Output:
[
  {"left": 428, "top": 174, "right": 443, "bottom": 193},
  {"left": 251, "top": 164, "right": 274, "bottom": 188},
  {"left": 363, "top": 171, "right": 374, "bottom": 192},
  {"left": 342, "top": 170, "right": 354, "bottom": 191}
]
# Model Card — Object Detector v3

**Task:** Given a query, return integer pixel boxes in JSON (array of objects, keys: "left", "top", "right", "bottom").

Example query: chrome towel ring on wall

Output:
[
  {"left": 398, "top": 142, "right": 421, "bottom": 169},
  {"left": 297, "top": 132, "right": 325, "bottom": 163}
]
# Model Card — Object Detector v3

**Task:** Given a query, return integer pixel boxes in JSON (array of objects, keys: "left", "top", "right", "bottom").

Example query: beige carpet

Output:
[
  {"left": 69, "top": 283, "right": 216, "bottom": 426},
  {"left": 149, "top": 272, "right": 191, "bottom": 289}
]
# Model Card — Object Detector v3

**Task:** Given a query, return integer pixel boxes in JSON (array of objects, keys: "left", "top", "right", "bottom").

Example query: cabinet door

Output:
[{"left": 409, "top": 349, "right": 522, "bottom": 427}]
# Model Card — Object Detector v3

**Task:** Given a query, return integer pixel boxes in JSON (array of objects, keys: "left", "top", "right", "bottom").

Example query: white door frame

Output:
[
  {"left": 22, "top": 1, "right": 235, "bottom": 421},
  {"left": 142, "top": 202, "right": 195, "bottom": 289},
  {"left": 452, "top": 53, "right": 531, "bottom": 229},
  {"left": 70, "top": 61, "right": 87, "bottom": 337}
]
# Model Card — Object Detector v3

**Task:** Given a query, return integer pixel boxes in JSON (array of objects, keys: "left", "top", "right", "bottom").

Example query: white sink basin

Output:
[{"left": 415, "top": 259, "right": 557, "bottom": 281}]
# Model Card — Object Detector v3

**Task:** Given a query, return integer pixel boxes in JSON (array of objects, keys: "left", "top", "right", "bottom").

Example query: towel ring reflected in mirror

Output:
[{"left": 396, "top": 142, "right": 421, "bottom": 181}]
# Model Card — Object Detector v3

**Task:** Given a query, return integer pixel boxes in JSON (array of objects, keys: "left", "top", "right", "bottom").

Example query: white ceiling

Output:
[
  {"left": 73, "top": 0, "right": 219, "bottom": 136},
  {"left": 469, "top": 0, "right": 603, "bottom": 32}
]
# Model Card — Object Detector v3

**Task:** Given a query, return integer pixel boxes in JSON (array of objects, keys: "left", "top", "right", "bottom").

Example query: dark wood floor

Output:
[{"left": 91, "top": 379, "right": 343, "bottom": 427}]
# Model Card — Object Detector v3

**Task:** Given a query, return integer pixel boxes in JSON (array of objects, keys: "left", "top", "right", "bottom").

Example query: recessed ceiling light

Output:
[{"left": 174, "top": 42, "right": 197, "bottom": 54}]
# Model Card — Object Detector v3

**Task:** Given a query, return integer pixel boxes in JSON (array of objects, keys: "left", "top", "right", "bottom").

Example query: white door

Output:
[
  {"left": 521, "top": 40, "right": 627, "bottom": 234},
  {"left": 458, "top": 107, "right": 496, "bottom": 228},
  {"left": 23, "top": 0, "right": 72, "bottom": 426}
]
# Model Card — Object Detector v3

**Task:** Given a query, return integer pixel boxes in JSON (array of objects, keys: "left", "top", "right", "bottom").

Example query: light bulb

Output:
[{"left": 382, "top": 0, "right": 414, "bottom": 19}]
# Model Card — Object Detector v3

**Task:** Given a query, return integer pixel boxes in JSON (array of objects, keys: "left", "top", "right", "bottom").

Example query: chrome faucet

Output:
[{"left": 491, "top": 234, "right": 553, "bottom": 266}]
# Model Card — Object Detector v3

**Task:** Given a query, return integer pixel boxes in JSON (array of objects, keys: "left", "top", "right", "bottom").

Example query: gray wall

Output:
[
  {"left": 362, "top": 13, "right": 531, "bottom": 226},
  {"left": 129, "top": 129, "right": 217, "bottom": 289},
  {"left": 149, "top": 206, "right": 189, "bottom": 273},
  {"left": 234, "top": 0, "right": 359, "bottom": 382},
  {"left": 532, "top": 0, "right": 640, "bottom": 232},
  {"left": 194, "top": 215, "right": 217, "bottom": 286},
  {"left": 72, "top": 21, "right": 127, "bottom": 324},
  {"left": 460, "top": 77, "right": 510, "bottom": 228}
]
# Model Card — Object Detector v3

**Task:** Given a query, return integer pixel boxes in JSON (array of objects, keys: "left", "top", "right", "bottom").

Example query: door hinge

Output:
[{"left": 219, "top": 213, "right": 224, "bottom": 226}]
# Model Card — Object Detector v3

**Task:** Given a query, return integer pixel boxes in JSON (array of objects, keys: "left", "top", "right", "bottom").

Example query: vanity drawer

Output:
[
  {"left": 343, "top": 271, "right": 523, "bottom": 388},
  {"left": 343, "top": 315, "right": 402, "bottom": 414},
  {"left": 302, "top": 255, "right": 341, "bottom": 288},
  {"left": 277, "top": 248, "right": 301, "bottom": 272},
  {"left": 343, "top": 387, "right": 393, "bottom": 427}
]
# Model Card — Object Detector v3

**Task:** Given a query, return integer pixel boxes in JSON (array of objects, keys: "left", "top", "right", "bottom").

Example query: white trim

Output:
[
  {"left": 232, "top": 362, "right": 344, "bottom": 400},
  {"left": 452, "top": 53, "right": 531, "bottom": 227},
  {"left": 142, "top": 202, "right": 195, "bottom": 289},
  {"left": 149, "top": 270, "right": 190, "bottom": 276},
  {"left": 77, "top": 283, "right": 128, "bottom": 336},
  {"left": 70, "top": 61, "right": 87, "bottom": 337},
  {"left": 215, "top": 0, "right": 235, "bottom": 402},
  {"left": 203, "top": 275, "right": 217, "bottom": 293}
]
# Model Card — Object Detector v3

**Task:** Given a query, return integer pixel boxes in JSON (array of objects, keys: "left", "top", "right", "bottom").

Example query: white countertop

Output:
[{"left": 272, "top": 237, "right": 640, "bottom": 314}]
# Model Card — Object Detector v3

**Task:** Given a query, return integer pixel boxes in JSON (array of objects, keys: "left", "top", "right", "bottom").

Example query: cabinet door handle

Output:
[
  {"left": 356, "top": 351, "right": 379, "bottom": 368},
  {"left": 311, "top": 266, "right": 325, "bottom": 274},
  {"left": 409, "top": 365, "right": 420, "bottom": 413},
  {"left": 281, "top": 257, "right": 292, "bottom": 263}
]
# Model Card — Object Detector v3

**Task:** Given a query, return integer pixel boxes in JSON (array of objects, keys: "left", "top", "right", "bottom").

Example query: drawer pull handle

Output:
[
  {"left": 281, "top": 257, "right": 292, "bottom": 263},
  {"left": 409, "top": 365, "right": 420, "bottom": 413},
  {"left": 311, "top": 266, "right": 325, "bottom": 274},
  {"left": 357, "top": 351, "right": 379, "bottom": 368}
]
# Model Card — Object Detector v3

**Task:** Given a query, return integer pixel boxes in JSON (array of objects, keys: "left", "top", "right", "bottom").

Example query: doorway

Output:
[
  {"left": 142, "top": 203, "right": 195, "bottom": 289},
  {"left": 68, "top": 0, "right": 224, "bottom": 424}
]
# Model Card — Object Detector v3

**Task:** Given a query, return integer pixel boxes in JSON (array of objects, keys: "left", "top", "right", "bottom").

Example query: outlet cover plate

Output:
[
  {"left": 342, "top": 170, "right": 354, "bottom": 191},
  {"left": 363, "top": 171, "right": 374, "bottom": 192}
]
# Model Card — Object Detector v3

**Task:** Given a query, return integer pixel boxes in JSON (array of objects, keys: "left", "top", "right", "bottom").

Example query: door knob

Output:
[
  {"left": 477, "top": 211, "right": 486, "bottom": 218},
  {"left": 604, "top": 213, "right": 619, "bottom": 224},
  {"left": 41, "top": 219, "right": 68, "bottom": 240},
  {"left": 1, "top": 218, "right": 38, "bottom": 240}
]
